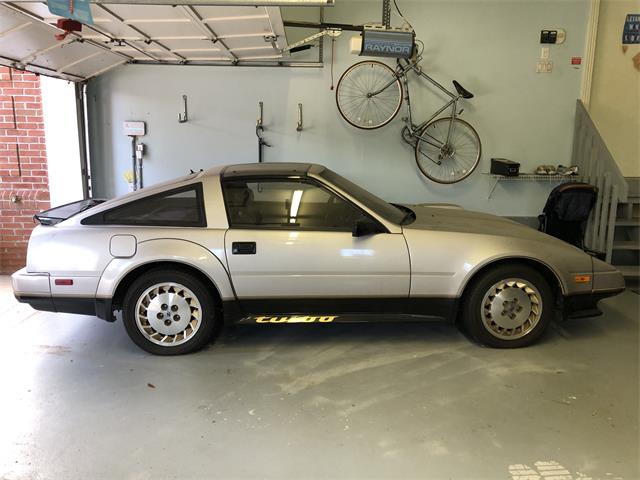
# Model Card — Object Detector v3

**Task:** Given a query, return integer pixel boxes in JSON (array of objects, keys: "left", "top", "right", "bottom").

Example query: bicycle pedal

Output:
[{"left": 458, "top": 109, "right": 464, "bottom": 115}]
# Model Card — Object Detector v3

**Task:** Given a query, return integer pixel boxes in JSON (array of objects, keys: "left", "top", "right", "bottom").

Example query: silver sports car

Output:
[{"left": 12, "top": 163, "right": 625, "bottom": 355}]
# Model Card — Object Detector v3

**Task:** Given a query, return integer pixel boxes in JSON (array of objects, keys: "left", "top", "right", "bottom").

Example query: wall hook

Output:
[
  {"left": 257, "top": 100, "right": 263, "bottom": 127},
  {"left": 178, "top": 94, "right": 188, "bottom": 123},
  {"left": 256, "top": 101, "right": 270, "bottom": 163},
  {"left": 296, "top": 103, "right": 303, "bottom": 132}
]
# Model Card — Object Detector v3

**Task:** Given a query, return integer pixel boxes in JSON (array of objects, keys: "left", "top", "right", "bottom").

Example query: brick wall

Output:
[{"left": 0, "top": 67, "right": 49, "bottom": 275}]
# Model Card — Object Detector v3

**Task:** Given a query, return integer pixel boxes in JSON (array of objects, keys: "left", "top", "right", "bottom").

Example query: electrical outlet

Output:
[{"left": 536, "top": 61, "right": 553, "bottom": 73}]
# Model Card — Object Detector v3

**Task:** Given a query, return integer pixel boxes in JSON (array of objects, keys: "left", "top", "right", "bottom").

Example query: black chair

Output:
[{"left": 538, "top": 182, "right": 598, "bottom": 249}]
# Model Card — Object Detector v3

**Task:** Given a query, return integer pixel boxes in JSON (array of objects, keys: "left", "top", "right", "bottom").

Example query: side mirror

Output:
[{"left": 352, "top": 217, "right": 383, "bottom": 237}]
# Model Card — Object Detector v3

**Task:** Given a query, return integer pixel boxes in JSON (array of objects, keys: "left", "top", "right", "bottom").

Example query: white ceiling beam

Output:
[
  {"left": 151, "top": 35, "right": 207, "bottom": 40},
  {"left": 203, "top": 14, "right": 268, "bottom": 22},
  {"left": 41, "top": 16, "right": 113, "bottom": 24},
  {"left": 82, "top": 33, "right": 278, "bottom": 41},
  {"left": 111, "top": 46, "right": 164, "bottom": 53},
  {"left": 123, "top": 18, "right": 190, "bottom": 24},
  {"left": 230, "top": 45, "right": 273, "bottom": 52},
  {"left": 183, "top": 56, "right": 230, "bottom": 61},
  {"left": 82, "top": 32, "right": 278, "bottom": 41},
  {"left": 173, "top": 47, "right": 221, "bottom": 52},
  {"left": 237, "top": 54, "right": 282, "bottom": 60},
  {"left": 219, "top": 32, "right": 273, "bottom": 39}
]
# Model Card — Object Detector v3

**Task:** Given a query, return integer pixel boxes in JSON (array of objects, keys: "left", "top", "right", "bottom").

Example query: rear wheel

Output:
[
  {"left": 461, "top": 264, "right": 554, "bottom": 348},
  {"left": 122, "top": 269, "right": 219, "bottom": 355},
  {"left": 414, "top": 117, "right": 481, "bottom": 184}
]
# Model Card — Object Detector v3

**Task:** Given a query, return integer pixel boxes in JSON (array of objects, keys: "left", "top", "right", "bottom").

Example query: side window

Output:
[
  {"left": 223, "top": 179, "right": 362, "bottom": 231},
  {"left": 83, "top": 184, "right": 206, "bottom": 227}
]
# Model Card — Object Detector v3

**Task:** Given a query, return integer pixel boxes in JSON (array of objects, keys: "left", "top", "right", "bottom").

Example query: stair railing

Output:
[{"left": 571, "top": 99, "right": 628, "bottom": 262}]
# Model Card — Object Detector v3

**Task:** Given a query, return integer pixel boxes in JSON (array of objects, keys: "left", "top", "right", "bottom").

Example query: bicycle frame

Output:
[{"left": 370, "top": 56, "right": 462, "bottom": 148}]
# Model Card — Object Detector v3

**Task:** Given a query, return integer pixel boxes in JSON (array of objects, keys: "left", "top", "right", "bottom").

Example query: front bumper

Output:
[{"left": 563, "top": 266, "right": 626, "bottom": 319}]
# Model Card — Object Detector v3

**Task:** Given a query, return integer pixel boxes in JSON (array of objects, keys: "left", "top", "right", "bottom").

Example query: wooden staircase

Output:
[{"left": 612, "top": 180, "right": 640, "bottom": 284}]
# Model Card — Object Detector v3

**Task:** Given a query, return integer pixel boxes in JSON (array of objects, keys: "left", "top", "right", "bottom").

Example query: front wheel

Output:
[
  {"left": 414, "top": 117, "right": 481, "bottom": 184},
  {"left": 122, "top": 268, "right": 220, "bottom": 355},
  {"left": 335, "top": 60, "right": 403, "bottom": 130},
  {"left": 461, "top": 264, "right": 554, "bottom": 348}
]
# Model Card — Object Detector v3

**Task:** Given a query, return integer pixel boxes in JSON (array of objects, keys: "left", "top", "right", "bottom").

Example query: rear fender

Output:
[{"left": 96, "top": 238, "right": 235, "bottom": 300}]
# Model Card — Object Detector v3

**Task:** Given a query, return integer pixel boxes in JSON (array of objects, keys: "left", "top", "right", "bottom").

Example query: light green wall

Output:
[{"left": 88, "top": 0, "right": 589, "bottom": 216}]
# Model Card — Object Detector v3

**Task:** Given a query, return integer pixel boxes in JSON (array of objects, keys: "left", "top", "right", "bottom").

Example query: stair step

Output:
[
  {"left": 615, "top": 219, "right": 640, "bottom": 227},
  {"left": 613, "top": 241, "right": 640, "bottom": 251},
  {"left": 616, "top": 265, "right": 640, "bottom": 278}
]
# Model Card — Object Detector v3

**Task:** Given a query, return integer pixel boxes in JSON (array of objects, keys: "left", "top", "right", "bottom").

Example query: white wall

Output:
[
  {"left": 87, "top": 0, "right": 589, "bottom": 216},
  {"left": 589, "top": 0, "right": 640, "bottom": 178},
  {"left": 41, "top": 76, "right": 83, "bottom": 207}
]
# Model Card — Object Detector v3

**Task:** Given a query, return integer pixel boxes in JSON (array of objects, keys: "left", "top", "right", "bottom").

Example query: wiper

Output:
[
  {"left": 391, "top": 203, "right": 416, "bottom": 225},
  {"left": 401, "top": 209, "right": 416, "bottom": 225}
]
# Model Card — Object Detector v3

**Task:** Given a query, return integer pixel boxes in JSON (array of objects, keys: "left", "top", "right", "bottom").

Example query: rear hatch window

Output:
[{"left": 34, "top": 199, "right": 105, "bottom": 225}]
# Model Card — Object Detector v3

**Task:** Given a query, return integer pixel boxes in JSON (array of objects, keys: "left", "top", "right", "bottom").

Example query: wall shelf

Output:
[{"left": 484, "top": 173, "right": 580, "bottom": 199}]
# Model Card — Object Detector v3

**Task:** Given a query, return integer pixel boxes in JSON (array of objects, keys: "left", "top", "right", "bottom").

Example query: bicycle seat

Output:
[{"left": 452, "top": 80, "right": 474, "bottom": 99}]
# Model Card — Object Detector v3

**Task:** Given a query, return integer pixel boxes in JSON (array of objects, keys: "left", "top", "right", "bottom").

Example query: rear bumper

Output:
[
  {"left": 11, "top": 267, "right": 113, "bottom": 321},
  {"left": 14, "top": 294, "right": 97, "bottom": 316},
  {"left": 11, "top": 267, "right": 50, "bottom": 297}
]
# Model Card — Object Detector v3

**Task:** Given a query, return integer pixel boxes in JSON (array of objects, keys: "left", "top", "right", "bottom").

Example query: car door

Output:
[{"left": 222, "top": 176, "right": 410, "bottom": 313}]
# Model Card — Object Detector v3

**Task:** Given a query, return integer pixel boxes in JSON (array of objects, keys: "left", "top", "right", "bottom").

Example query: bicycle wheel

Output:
[
  {"left": 414, "top": 117, "right": 481, "bottom": 184},
  {"left": 336, "top": 60, "right": 403, "bottom": 130}
]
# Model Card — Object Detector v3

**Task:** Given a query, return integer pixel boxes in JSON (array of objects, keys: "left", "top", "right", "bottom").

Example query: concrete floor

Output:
[{"left": 1, "top": 276, "right": 638, "bottom": 480}]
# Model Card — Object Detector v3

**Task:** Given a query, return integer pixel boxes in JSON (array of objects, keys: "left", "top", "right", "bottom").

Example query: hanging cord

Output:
[
  {"left": 330, "top": 37, "right": 336, "bottom": 90},
  {"left": 393, "top": 0, "right": 414, "bottom": 30}
]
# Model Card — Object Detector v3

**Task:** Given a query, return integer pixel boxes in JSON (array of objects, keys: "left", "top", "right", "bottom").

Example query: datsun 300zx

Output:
[{"left": 12, "top": 163, "right": 625, "bottom": 354}]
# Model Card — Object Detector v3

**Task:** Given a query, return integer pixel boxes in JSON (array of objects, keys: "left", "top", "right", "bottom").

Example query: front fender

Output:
[
  {"left": 403, "top": 228, "right": 593, "bottom": 298},
  {"left": 95, "top": 238, "right": 235, "bottom": 301},
  {"left": 454, "top": 238, "right": 594, "bottom": 297}
]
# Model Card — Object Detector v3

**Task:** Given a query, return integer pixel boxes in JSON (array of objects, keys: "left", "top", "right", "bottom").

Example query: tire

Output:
[
  {"left": 461, "top": 264, "right": 554, "bottom": 348},
  {"left": 122, "top": 268, "right": 220, "bottom": 355},
  {"left": 414, "top": 117, "right": 481, "bottom": 184},
  {"left": 335, "top": 60, "right": 403, "bottom": 130}
]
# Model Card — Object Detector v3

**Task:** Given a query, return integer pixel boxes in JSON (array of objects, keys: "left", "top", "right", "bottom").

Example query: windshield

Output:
[{"left": 320, "top": 168, "right": 409, "bottom": 225}]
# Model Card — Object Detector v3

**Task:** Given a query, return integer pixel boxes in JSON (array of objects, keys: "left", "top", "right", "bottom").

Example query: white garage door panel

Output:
[
  {"left": 63, "top": 51, "right": 125, "bottom": 78},
  {"left": 23, "top": 41, "right": 102, "bottom": 69},
  {"left": 0, "top": 10, "right": 26, "bottom": 32},
  {"left": 1, "top": 24, "right": 55, "bottom": 61},
  {"left": 0, "top": 1, "right": 292, "bottom": 81}
]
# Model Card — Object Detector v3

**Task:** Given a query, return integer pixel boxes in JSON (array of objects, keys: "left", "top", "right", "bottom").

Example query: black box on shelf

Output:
[{"left": 490, "top": 158, "right": 520, "bottom": 176}]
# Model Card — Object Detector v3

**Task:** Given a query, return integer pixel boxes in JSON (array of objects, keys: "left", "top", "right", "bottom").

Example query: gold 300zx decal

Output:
[{"left": 254, "top": 316, "right": 337, "bottom": 324}]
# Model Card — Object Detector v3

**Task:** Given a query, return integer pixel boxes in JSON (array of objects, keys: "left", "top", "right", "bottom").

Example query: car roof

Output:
[{"left": 220, "top": 162, "right": 325, "bottom": 178}]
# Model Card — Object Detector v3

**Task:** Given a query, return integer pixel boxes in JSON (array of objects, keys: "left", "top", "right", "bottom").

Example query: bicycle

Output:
[{"left": 335, "top": 47, "right": 482, "bottom": 184}]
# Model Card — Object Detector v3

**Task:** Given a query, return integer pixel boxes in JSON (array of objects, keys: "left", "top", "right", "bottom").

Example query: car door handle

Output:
[{"left": 232, "top": 241, "right": 256, "bottom": 255}]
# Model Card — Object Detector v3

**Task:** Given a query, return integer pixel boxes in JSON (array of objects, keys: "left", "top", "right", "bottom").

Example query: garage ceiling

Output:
[{"left": 0, "top": 1, "right": 326, "bottom": 81}]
